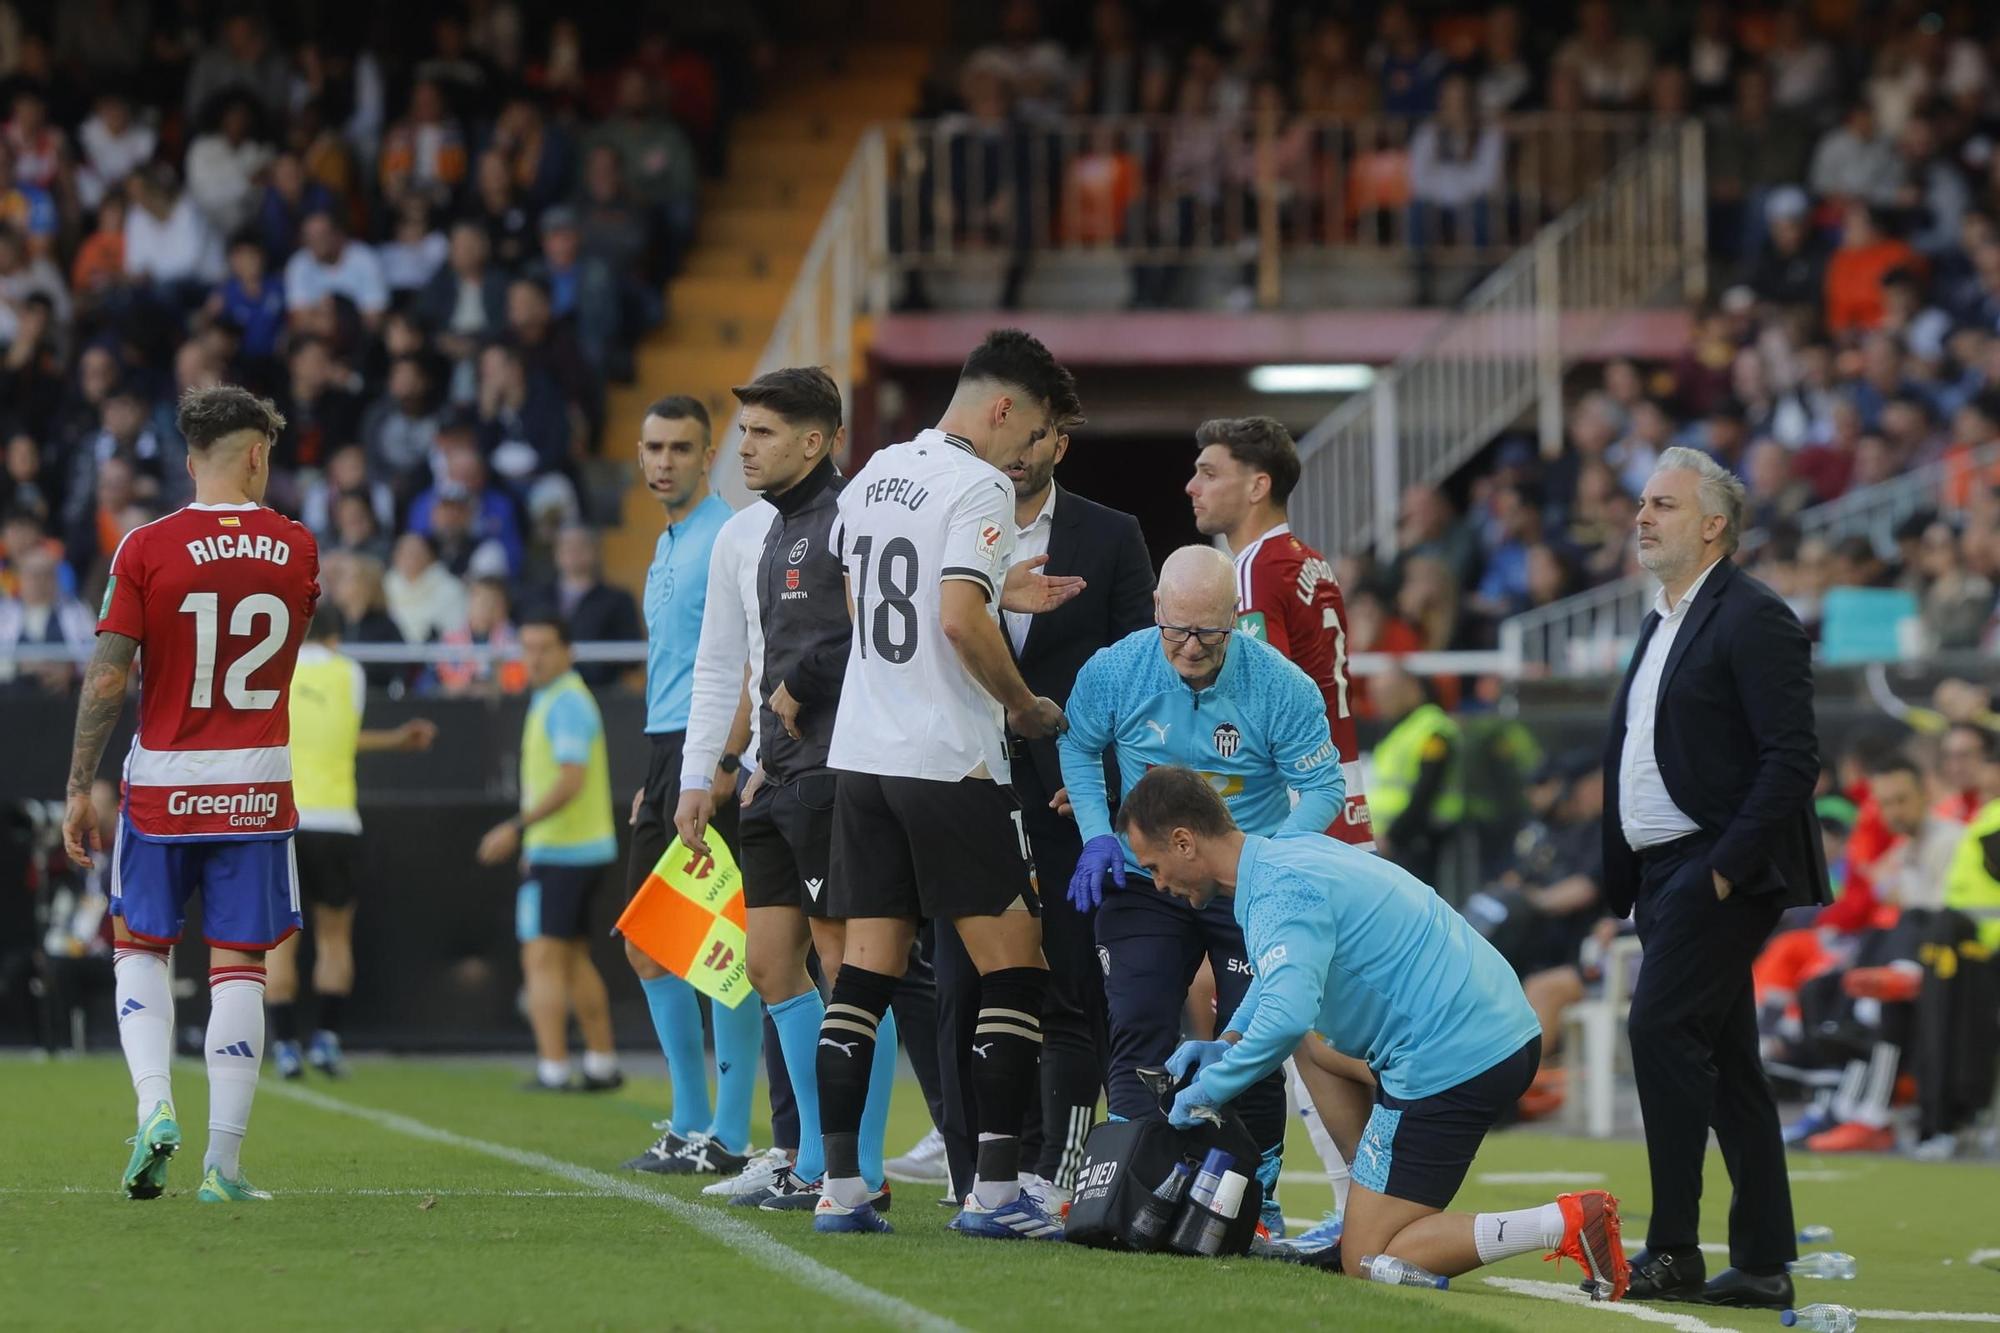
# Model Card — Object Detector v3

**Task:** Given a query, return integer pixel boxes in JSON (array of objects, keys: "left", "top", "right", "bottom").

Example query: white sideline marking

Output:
[
  {"left": 0, "top": 1185, "right": 598, "bottom": 1198},
  {"left": 1785, "top": 1170, "right": 1853, "bottom": 1182},
  {"left": 1477, "top": 1171, "right": 1609, "bottom": 1185},
  {"left": 1853, "top": 1314, "right": 2000, "bottom": 1325},
  {"left": 268, "top": 1083, "right": 966, "bottom": 1333},
  {"left": 1481, "top": 1278, "right": 1729, "bottom": 1331}
]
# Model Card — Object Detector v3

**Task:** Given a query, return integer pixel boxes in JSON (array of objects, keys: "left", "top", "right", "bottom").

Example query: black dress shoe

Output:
[
  {"left": 1698, "top": 1266, "right": 1794, "bottom": 1309},
  {"left": 1614, "top": 1248, "right": 1707, "bottom": 1301}
]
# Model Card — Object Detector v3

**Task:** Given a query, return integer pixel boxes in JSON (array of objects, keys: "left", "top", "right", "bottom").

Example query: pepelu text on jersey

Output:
[
  {"left": 861, "top": 476, "right": 930, "bottom": 511},
  {"left": 186, "top": 533, "right": 292, "bottom": 566},
  {"left": 165, "top": 786, "right": 281, "bottom": 826}
]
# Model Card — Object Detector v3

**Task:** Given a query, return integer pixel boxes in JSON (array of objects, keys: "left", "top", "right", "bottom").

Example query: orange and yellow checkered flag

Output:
[{"left": 615, "top": 834, "right": 752, "bottom": 1008}]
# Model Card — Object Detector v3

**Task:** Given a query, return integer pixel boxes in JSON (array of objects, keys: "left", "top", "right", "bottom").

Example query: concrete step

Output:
[
  {"left": 724, "top": 137, "right": 857, "bottom": 182},
  {"left": 699, "top": 205, "right": 823, "bottom": 252},
  {"left": 671, "top": 272, "right": 792, "bottom": 320},
  {"left": 732, "top": 111, "right": 882, "bottom": 149},
  {"left": 679, "top": 246, "right": 795, "bottom": 281},
  {"left": 705, "top": 173, "right": 840, "bottom": 213}
]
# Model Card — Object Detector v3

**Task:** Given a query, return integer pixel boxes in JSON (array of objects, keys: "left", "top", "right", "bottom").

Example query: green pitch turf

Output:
[{"left": 5, "top": 1056, "right": 1998, "bottom": 1332}]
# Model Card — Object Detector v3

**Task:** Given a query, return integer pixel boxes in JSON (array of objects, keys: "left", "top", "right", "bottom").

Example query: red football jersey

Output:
[
  {"left": 1233, "top": 523, "right": 1375, "bottom": 847},
  {"left": 98, "top": 502, "right": 320, "bottom": 839}
]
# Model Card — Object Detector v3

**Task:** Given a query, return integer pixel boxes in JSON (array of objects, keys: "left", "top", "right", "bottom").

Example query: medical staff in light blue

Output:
[
  {"left": 1117, "top": 764, "right": 1630, "bottom": 1297},
  {"left": 1056, "top": 545, "right": 1343, "bottom": 1229}
]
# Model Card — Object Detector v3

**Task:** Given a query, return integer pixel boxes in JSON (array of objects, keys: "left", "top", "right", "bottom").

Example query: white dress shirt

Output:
[
  {"left": 1619, "top": 557, "right": 1724, "bottom": 851},
  {"left": 1003, "top": 485, "right": 1057, "bottom": 653}
]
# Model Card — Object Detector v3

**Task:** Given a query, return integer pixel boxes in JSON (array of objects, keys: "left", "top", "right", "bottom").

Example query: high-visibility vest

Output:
[
  {"left": 289, "top": 646, "right": 364, "bottom": 832},
  {"left": 1944, "top": 799, "right": 2000, "bottom": 951},
  {"left": 1370, "top": 702, "right": 1464, "bottom": 830},
  {"left": 521, "top": 670, "right": 615, "bottom": 863}
]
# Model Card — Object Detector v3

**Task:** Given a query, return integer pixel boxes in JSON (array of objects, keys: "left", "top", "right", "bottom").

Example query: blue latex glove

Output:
[
  {"left": 1166, "top": 1038, "right": 1232, "bottom": 1082},
  {"left": 1169, "top": 1077, "right": 1224, "bottom": 1129},
  {"left": 1067, "top": 834, "right": 1127, "bottom": 912}
]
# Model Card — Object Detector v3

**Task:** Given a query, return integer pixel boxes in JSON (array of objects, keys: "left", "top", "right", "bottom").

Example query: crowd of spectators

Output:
[
  {"left": 1182, "top": 0, "right": 2000, "bottom": 676},
  {"left": 0, "top": 2, "right": 761, "bottom": 697}
]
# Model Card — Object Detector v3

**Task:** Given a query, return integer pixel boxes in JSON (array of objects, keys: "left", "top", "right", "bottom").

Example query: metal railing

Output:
[
  {"left": 882, "top": 112, "right": 1653, "bottom": 270},
  {"left": 1498, "top": 442, "right": 2000, "bottom": 676},
  {"left": 1289, "top": 121, "right": 1705, "bottom": 562}
]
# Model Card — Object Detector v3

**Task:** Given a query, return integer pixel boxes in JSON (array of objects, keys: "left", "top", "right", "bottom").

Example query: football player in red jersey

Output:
[
  {"left": 1186, "top": 414, "right": 1376, "bottom": 1252},
  {"left": 63, "top": 385, "right": 320, "bottom": 1204}
]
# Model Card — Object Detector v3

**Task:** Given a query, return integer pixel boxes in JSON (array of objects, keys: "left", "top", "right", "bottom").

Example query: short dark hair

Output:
[
  {"left": 1194, "top": 416, "right": 1302, "bottom": 505},
  {"left": 645, "top": 394, "right": 711, "bottom": 436},
  {"left": 731, "top": 366, "right": 842, "bottom": 436},
  {"left": 1868, "top": 754, "right": 1924, "bottom": 785},
  {"left": 518, "top": 610, "right": 572, "bottom": 645},
  {"left": 177, "top": 385, "right": 287, "bottom": 452},
  {"left": 958, "top": 328, "right": 1074, "bottom": 414},
  {"left": 1115, "top": 765, "right": 1237, "bottom": 844},
  {"left": 307, "top": 600, "right": 342, "bottom": 642},
  {"left": 1945, "top": 721, "right": 1998, "bottom": 762}
]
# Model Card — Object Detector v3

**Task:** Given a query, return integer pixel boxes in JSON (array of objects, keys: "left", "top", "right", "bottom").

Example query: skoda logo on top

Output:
[{"left": 1211, "top": 723, "right": 1241, "bottom": 758}]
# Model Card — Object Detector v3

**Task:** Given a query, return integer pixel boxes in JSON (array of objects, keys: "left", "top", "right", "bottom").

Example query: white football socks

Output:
[
  {"left": 1286, "top": 1058, "right": 1352, "bottom": 1213},
  {"left": 204, "top": 966, "right": 267, "bottom": 1178},
  {"left": 581, "top": 1049, "right": 619, "bottom": 1081},
  {"left": 114, "top": 944, "right": 175, "bottom": 1123},
  {"left": 1474, "top": 1202, "right": 1566, "bottom": 1263}
]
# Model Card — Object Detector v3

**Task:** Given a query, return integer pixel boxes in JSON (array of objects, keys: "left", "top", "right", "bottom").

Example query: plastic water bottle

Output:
[
  {"left": 1126, "top": 1161, "right": 1192, "bottom": 1252},
  {"left": 1359, "top": 1255, "right": 1449, "bottom": 1290},
  {"left": 1790, "top": 1251, "right": 1858, "bottom": 1280},
  {"left": 1781, "top": 1304, "right": 1858, "bottom": 1332},
  {"left": 1798, "top": 1225, "right": 1835, "bottom": 1244}
]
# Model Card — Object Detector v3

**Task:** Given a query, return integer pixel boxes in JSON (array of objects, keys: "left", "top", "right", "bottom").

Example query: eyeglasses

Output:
[{"left": 1157, "top": 622, "right": 1233, "bottom": 647}]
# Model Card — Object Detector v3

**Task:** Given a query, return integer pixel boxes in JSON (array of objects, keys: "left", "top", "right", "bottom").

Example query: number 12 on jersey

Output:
[
  {"left": 850, "top": 534, "right": 921, "bottom": 664},
  {"left": 178, "top": 591, "right": 291, "bottom": 710}
]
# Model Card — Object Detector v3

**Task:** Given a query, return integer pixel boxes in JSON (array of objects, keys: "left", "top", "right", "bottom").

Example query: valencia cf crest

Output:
[{"left": 1211, "top": 722, "right": 1241, "bottom": 758}]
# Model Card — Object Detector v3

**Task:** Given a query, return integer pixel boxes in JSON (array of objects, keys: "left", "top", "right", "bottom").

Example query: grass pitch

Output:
[{"left": 5, "top": 1056, "right": 1998, "bottom": 1331}]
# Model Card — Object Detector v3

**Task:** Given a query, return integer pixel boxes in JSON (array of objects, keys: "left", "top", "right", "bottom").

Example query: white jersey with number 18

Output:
[{"left": 828, "top": 429, "right": 1017, "bottom": 783}]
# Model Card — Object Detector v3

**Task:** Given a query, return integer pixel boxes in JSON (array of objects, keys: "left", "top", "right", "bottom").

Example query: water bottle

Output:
[
  {"left": 1798, "top": 1225, "right": 1835, "bottom": 1244},
  {"left": 1790, "top": 1251, "right": 1858, "bottom": 1280},
  {"left": 1781, "top": 1304, "right": 1858, "bottom": 1332},
  {"left": 1126, "top": 1162, "right": 1192, "bottom": 1252},
  {"left": 1359, "top": 1255, "right": 1449, "bottom": 1290}
]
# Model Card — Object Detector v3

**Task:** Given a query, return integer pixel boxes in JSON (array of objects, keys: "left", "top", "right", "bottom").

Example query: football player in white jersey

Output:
[{"left": 810, "top": 329, "right": 1082, "bottom": 1239}]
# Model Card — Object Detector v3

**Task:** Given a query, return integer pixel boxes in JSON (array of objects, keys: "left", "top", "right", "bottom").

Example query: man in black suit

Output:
[
  {"left": 926, "top": 409, "right": 1156, "bottom": 1206},
  {"left": 1603, "top": 447, "right": 1827, "bottom": 1310},
  {"left": 540, "top": 525, "right": 642, "bottom": 685}
]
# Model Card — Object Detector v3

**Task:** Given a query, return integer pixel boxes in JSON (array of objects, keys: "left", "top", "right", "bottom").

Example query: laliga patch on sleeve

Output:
[
  {"left": 100, "top": 575, "right": 117, "bottom": 618},
  {"left": 977, "top": 521, "right": 1003, "bottom": 568},
  {"left": 1236, "top": 610, "right": 1267, "bottom": 640}
]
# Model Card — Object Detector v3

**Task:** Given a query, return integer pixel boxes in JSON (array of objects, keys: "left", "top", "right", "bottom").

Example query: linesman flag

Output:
[{"left": 616, "top": 835, "right": 752, "bottom": 1007}]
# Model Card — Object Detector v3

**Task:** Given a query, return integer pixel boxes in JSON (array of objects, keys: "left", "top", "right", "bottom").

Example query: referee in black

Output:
[{"left": 1604, "top": 449, "right": 1827, "bottom": 1310}]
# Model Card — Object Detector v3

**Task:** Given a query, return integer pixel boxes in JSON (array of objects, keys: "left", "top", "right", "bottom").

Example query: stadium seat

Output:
[{"left": 1561, "top": 935, "right": 1643, "bottom": 1140}]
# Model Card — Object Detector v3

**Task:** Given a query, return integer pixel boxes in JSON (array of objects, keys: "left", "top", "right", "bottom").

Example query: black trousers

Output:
[
  {"left": 1627, "top": 833, "right": 1796, "bottom": 1270},
  {"left": 1024, "top": 810, "right": 1109, "bottom": 1189},
  {"left": 1095, "top": 880, "right": 1286, "bottom": 1163}
]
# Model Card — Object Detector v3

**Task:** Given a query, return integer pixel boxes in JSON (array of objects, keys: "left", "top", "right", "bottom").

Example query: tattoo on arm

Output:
[{"left": 67, "top": 633, "right": 137, "bottom": 796}]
